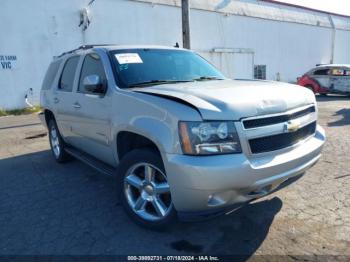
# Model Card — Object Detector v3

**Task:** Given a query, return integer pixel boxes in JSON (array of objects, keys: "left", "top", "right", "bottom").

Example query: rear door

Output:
[
  {"left": 69, "top": 52, "right": 114, "bottom": 165},
  {"left": 53, "top": 56, "right": 80, "bottom": 142}
]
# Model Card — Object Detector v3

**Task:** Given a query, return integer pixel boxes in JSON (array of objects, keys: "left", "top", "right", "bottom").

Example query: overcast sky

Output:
[{"left": 275, "top": 0, "right": 350, "bottom": 16}]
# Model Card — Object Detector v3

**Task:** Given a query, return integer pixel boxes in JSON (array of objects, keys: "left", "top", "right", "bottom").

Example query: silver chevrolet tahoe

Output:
[{"left": 40, "top": 45, "right": 326, "bottom": 228}]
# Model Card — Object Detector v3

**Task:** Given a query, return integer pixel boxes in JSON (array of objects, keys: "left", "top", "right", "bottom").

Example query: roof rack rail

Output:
[{"left": 55, "top": 44, "right": 116, "bottom": 58}]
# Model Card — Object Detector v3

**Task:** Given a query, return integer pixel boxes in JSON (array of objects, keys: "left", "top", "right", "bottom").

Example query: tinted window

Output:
[
  {"left": 78, "top": 53, "right": 106, "bottom": 93},
  {"left": 313, "top": 69, "right": 329, "bottom": 76},
  {"left": 109, "top": 49, "right": 225, "bottom": 88},
  {"left": 59, "top": 56, "right": 79, "bottom": 92},
  {"left": 42, "top": 60, "right": 61, "bottom": 90}
]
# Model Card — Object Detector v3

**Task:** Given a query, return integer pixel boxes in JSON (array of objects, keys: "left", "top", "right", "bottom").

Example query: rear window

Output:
[
  {"left": 42, "top": 60, "right": 61, "bottom": 90},
  {"left": 59, "top": 56, "right": 80, "bottom": 92}
]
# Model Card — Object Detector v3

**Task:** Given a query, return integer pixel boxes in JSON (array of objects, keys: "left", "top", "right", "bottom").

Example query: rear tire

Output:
[
  {"left": 118, "top": 149, "right": 177, "bottom": 229},
  {"left": 48, "top": 119, "right": 70, "bottom": 163}
]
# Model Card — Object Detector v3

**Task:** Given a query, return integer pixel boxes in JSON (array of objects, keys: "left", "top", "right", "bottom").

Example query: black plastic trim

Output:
[{"left": 243, "top": 106, "right": 316, "bottom": 129}]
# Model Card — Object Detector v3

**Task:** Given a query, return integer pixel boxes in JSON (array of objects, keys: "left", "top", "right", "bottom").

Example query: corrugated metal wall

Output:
[{"left": 1, "top": 0, "right": 350, "bottom": 109}]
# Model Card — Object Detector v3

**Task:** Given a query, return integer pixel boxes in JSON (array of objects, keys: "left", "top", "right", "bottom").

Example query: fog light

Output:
[{"left": 207, "top": 193, "right": 227, "bottom": 207}]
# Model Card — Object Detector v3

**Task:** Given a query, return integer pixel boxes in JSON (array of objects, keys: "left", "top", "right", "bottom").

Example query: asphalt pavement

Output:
[{"left": 0, "top": 96, "right": 349, "bottom": 258}]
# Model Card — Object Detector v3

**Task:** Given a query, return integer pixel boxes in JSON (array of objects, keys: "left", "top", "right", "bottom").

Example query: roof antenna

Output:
[{"left": 174, "top": 42, "right": 180, "bottom": 48}]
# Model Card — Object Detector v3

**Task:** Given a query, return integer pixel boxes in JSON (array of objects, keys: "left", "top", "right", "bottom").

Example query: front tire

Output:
[
  {"left": 118, "top": 149, "right": 176, "bottom": 229},
  {"left": 48, "top": 119, "right": 70, "bottom": 163}
]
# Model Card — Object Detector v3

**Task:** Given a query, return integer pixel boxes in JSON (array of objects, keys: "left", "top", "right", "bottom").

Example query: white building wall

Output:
[
  {"left": 0, "top": 0, "right": 88, "bottom": 110},
  {"left": 334, "top": 29, "right": 350, "bottom": 63},
  {"left": 190, "top": 11, "right": 333, "bottom": 81},
  {"left": 1, "top": 0, "right": 350, "bottom": 109},
  {"left": 83, "top": 0, "right": 181, "bottom": 45}
]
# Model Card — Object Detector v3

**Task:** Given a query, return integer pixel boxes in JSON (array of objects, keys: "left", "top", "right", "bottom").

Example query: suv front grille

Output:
[
  {"left": 243, "top": 106, "right": 315, "bottom": 129},
  {"left": 248, "top": 121, "right": 316, "bottom": 154}
]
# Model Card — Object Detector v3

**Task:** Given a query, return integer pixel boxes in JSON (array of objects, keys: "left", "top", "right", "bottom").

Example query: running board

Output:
[{"left": 65, "top": 147, "right": 115, "bottom": 177}]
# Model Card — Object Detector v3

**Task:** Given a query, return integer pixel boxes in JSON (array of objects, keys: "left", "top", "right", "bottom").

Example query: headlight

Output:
[{"left": 179, "top": 121, "right": 242, "bottom": 155}]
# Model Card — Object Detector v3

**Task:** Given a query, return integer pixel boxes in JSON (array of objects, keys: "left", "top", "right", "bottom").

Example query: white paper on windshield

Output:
[{"left": 115, "top": 53, "right": 143, "bottom": 64}]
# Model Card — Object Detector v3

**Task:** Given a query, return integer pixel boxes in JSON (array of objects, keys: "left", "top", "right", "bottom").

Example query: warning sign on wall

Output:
[{"left": 0, "top": 55, "right": 17, "bottom": 69}]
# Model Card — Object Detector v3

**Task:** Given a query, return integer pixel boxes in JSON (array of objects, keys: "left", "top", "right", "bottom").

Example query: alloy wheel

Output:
[
  {"left": 50, "top": 125, "right": 61, "bottom": 158},
  {"left": 124, "top": 163, "right": 172, "bottom": 221}
]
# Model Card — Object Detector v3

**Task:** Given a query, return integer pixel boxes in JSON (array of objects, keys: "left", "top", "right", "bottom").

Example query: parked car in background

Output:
[
  {"left": 297, "top": 64, "right": 350, "bottom": 96},
  {"left": 39, "top": 45, "right": 325, "bottom": 229}
]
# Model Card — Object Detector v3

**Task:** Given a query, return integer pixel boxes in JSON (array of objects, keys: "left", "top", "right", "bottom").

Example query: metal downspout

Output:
[{"left": 328, "top": 15, "right": 336, "bottom": 64}]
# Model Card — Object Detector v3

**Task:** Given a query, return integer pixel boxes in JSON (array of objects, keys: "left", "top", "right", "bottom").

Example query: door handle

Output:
[
  {"left": 53, "top": 97, "right": 59, "bottom": 104},
  {"left": 73, "top": 102, "right": 81, "bottom": 109}
]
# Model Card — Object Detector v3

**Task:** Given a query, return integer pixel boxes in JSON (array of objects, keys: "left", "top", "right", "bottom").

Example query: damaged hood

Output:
[{"left": 133, "top": 79, "right": 316, "bottom": 120}]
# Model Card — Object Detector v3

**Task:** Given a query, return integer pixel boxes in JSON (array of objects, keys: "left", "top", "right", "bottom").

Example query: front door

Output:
[{"left": 69, "top": 52, "right": 115, "bottom": 166}]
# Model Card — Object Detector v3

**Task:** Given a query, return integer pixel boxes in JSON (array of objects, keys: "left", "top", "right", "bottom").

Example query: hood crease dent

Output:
[{"left": 132, "top": 80, "right": 315, "bottom": 120}]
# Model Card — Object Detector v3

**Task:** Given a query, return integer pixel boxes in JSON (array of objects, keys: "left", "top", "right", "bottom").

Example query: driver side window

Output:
[{"left": 78, "top": 53, "right": 107, "bottom": 93}]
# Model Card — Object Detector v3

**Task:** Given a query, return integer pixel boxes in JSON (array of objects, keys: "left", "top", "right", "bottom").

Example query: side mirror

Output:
[{"left": 83, "top": 75, "right": 106, "bottom": 94}]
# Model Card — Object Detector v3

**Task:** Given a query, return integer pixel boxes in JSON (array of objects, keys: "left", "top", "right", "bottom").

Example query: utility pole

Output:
[{"left": 182, "top": 0, "right": 191, "bottom": 49}]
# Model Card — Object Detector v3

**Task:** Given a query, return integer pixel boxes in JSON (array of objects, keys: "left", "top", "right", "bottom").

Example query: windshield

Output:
[{"left": 109, "top": 49, "right": 226, "bottom": 88}]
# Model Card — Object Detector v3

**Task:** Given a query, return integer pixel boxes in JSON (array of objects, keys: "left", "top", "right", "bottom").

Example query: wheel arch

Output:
[
  {"left": 113, "top": 117, "right": 179, "bottom": 163},
  {"left": 116, "top": 130, "right": 163, "bottom": 162},
  {"left": 44, "top": 109, "right": 55, "bottom": 126},
  {"left": 299, "top": 75, "right": 322, "bottom": 93}
]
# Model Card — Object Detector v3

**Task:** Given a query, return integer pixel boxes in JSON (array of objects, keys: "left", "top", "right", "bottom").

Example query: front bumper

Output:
[
  {"left": 164, "top": 124, "right": 325, "bottom": 216},
  {"left": 177, "top": 173, "right": 304, "bottom": 221}
]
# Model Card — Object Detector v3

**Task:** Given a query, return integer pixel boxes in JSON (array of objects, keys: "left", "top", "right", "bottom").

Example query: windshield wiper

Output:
[
  {"left": 129, "top": 79, "right": 193, "bottom": 88},
  {"left": 192, "top": 76, "right": 225, "bottom": 81},
  {"left": 128, "top": 77, "right": 224, "bottom": 88}
]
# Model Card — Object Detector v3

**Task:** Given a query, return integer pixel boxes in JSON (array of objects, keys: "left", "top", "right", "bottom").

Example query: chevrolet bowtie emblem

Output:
[{"left": 285, "top": 120, "right": 301, "bottom": 133}]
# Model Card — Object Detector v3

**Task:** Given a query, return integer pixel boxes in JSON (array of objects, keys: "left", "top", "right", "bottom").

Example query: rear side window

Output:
[
  {"left": 59, "top": 56, "right": 80, "bottom": 92},
  {"left": 42, "top": 60, "right": 61, "bottom": 90},
  {"left": 78, "top": 53, "right": 106, "bottom": 93}
]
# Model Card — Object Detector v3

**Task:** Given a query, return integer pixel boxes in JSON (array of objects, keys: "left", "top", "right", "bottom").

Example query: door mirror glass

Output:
[{"left": 83, "top": 74, "right": 105, "bottom": 94}]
